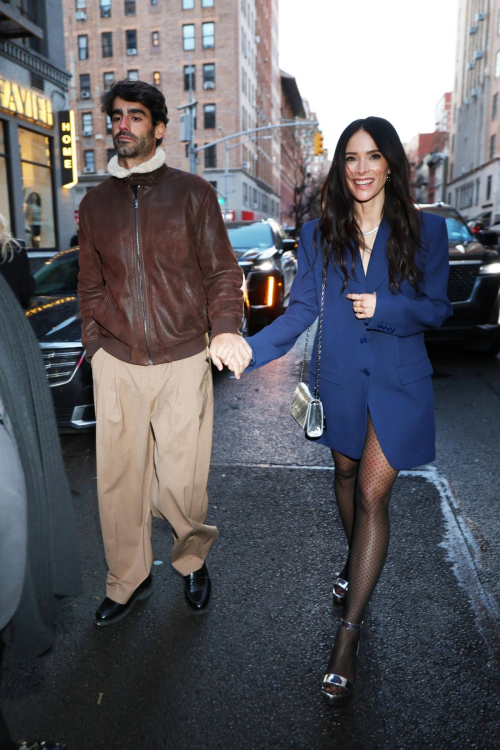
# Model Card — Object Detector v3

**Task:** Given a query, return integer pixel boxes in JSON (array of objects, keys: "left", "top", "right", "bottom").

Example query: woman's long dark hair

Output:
[{"left": 315, "top": 117, "right": 423, "bottom": 292}]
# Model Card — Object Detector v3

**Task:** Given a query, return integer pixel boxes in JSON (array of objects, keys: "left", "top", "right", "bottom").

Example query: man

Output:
[{"left": 78, "top": 79, "right": 251, "bottom": 624}]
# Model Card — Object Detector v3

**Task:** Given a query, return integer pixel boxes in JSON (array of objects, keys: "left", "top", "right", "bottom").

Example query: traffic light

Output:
[{"left": 313, "top": 131, "right": 325, "bottom": 156}]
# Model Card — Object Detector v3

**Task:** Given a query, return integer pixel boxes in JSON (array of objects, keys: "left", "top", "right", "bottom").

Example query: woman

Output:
[
  {"left": 239, "top": 117, "right": 452, "bottom": 704},
  {"left": 24, "top": 192, "right": 42, "bottom": 248},
  {"left": 0, "top": 213, "right": 35, "bottom": 310}
]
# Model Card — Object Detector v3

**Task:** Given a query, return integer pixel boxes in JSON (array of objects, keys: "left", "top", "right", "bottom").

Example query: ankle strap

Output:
[{"left": 341, "top": 618, "right": 363, "bottom": 631}]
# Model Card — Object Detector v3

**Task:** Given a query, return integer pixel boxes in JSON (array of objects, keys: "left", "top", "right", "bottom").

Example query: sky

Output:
[{"left": 279, "top": 0, "right": 459, "bottom": 153}]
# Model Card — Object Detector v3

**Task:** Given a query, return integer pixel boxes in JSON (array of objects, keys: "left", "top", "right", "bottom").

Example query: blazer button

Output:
[
  {"left": 360, "top": 337, "right": 368, "bottom": 344},
  {"left": 362, "top": 368, "right": 370, "bottom": 376}
]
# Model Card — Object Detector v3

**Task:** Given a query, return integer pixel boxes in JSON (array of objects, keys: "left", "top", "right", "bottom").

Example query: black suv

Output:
[
  {"left": 420, "top": 203, "right": 500, "bottom": 356},
  {"left": 225, "top": 219, "right": 297, "bottom": 329}
]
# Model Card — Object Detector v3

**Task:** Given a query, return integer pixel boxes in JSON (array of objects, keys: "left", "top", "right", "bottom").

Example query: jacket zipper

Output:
[{"left": 131, "top": 186, "right": 153, "bottom": 365}]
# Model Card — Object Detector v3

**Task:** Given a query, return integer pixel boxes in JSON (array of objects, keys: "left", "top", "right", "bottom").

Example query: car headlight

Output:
[
  {"left": 253, "top": 261, "right": 274, "bottom": 271},
  {"left": 479, "top": 262, "right": 500, "bottom": 275}
]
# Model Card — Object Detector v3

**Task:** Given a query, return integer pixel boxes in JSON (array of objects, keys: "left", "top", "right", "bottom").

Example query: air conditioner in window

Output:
[
  {"left": 474, "top": 50, "right": 483, "bottom": 59},
  {"left": 468, "top": 25, "right": 477, "bottom": 34},
  {"left": 81, "top": 90, "right": 91, "bottom": 99},
  {"left": 468, "top": 62, "right": 475, "bottom": 70},
  {"left": 242, "top": 161, "right": 250, "bottom": 169},
  {"left": 84, "top": 167, "right": 95, "bottom": 174},
  {"left": 203, "top": 81, "right": 215, "bottom": 90},
  {"left": 252, "top": 202, "right": 258, "bottom": 209},
  {"left": 83, "top": 129, "right": 93, "bottom": 137},
  {"left": 127, "top": 48, "right": 138, "bottom": 55},
  {"left": 76, "top": 11, "right": 87, "bottom": 20},
  {"left": 471, "top": 88, "right": 479, "bottom": 97},
  {"left": 476, "top": 12, "right": 485, "bottom": 21}
]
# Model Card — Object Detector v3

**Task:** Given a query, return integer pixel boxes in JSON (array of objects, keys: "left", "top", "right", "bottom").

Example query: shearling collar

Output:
[{"left": 107, "top": 147, "right": 166, "bottom": 179}]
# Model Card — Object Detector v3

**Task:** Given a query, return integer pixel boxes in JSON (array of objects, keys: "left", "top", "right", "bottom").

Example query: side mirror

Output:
[
  {"left": 478, "top": 231, "right": 498, "bottom": 247},
  {"left": 282, "top": 238, "right": 298, "bottom": 256}
]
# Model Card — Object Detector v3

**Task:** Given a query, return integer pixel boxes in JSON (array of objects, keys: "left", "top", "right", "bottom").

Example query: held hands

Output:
[
  {"left": 346, "top": 292, "right": 377, "bottom": 319},
  {"left": 209, "top": 333, "right": 253, "bottom": 379}
]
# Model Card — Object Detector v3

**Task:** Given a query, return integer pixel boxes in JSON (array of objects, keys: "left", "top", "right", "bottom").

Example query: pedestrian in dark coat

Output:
[
  {"left": 0, "top": 214, "right": 35, "bottom": 310},
  {"left": 239, "top": 117, "right": 452, "bottom": 705},
  {"left": 0, "top": 274, "right": 82, "bottom": 749}
]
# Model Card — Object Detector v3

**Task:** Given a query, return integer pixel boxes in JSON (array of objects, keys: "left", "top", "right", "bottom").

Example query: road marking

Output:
[{"left": 212, "top": 461, "right": 500, "bottom": 665}]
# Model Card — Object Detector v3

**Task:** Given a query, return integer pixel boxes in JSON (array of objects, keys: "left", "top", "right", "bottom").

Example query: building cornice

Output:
[
  {"left": 0, "top": 39, "right": 70, "bottom": 90},
  {"left": 447, "top": 156, "right": 500, "bottom": 186}
]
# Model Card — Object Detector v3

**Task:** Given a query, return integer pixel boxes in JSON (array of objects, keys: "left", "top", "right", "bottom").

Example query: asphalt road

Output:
[{"left": 2, "top": 337, "right": 500, "bottom": 749}]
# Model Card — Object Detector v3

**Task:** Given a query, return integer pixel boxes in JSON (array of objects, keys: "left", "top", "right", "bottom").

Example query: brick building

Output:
[
  {"left": 406, "top": 130, "right": 449, "bottom": 204},
  {"left": 64, "top": 0, "right": 281, "bottom": 220}
]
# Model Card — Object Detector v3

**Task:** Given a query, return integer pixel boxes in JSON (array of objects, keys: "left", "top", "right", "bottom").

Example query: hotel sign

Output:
[
  {"left": 0, "top": 77, "right": 53, "bottom": 127},
  {"left": 58, "top": 111, "right": 78, "bottom": 189}
]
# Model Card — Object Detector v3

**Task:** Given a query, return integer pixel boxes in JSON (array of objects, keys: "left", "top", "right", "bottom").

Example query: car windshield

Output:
[
  {"left": 227, "top": 224, "right": 273, "bottom": 250},
  {"left": 34, "top": 251, "right": 79, "bottom": 295},
  {"left": 444, "top": 217, "right": 473, "bottom": 244}
]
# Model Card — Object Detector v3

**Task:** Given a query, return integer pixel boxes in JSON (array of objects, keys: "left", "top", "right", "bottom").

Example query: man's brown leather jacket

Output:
[{"left": 77, "top": 163, "right": 243, "bottom": 365}]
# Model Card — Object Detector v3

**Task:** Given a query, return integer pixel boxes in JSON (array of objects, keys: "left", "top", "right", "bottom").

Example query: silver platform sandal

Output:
[
  {"left": 321, "top": 618, "right": 363, "bottom": 706},
  {"left": 332, "top": 576, "right": 348, "bottom": 607}
]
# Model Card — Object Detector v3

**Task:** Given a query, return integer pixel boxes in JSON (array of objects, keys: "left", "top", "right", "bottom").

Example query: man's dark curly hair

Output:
[{"left": 101, "top": 78, "right": 169, "bottom": 145}]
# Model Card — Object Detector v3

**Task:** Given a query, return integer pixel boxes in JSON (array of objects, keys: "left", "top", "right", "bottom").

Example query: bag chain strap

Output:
[{"left": 299, "top": 271, "right": 327, "bottom": 399}]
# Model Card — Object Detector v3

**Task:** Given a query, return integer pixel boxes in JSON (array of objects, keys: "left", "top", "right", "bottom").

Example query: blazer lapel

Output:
[
  {"left": 365, "top": 217, "right": 390, "bottom": 292},
  {"left": 333, "top": 242, "right": 366, "bottom": 294}
]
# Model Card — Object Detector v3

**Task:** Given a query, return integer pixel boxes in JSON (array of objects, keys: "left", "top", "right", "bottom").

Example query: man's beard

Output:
[{"left": 113, "top": 128, "right": 156, "bottom": 159}]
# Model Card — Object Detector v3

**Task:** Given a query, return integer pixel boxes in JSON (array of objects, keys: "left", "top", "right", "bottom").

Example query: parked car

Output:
[
  {"left": 26, "top": 248, "right": 95, "bottom": 430},
  {"left": 419, "top": 203, "right": 500, "bottom": 356},
  {"left": 225, "top": 219, "right": 297, "bottom": 329}
]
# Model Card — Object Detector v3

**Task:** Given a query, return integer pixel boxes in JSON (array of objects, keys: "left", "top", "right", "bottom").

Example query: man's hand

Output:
[
  {"left": 209, "top": 333, "right": 252, "bottom": 379},
  {"left": 346, "top": 292, "right": 377, "bottom": 319}
]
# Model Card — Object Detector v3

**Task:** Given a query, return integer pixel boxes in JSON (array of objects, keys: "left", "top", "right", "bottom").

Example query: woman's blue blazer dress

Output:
[{"left": 246, "top": 212, "right": 452, "bottom": 470}]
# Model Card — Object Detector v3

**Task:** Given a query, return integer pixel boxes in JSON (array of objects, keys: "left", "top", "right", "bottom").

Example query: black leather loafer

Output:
[
  {"left": 183, "top": 563, "right": 212, "bottom": 615},
  {"left": 94, "top": 573, "right": 153, "bottom": 627}
]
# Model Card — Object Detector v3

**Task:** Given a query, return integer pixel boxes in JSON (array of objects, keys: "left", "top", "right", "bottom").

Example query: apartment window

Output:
[
  {"left": 126, "top": 29, "right": 137, "bottom": 54},
  {"left": 498, "top": 8, "right": 500, "bottom": 34},
  {"left": 475, "top": 179, "right": 480, "bottom": 205},
  {"left": 183, "top": 24, "right": 195, "bottom": 50},
  {"left": 209, "top": 181, "right": 217, "bottom": 192},
  {"left": 494, "top": 93, "right": 499, "bottom": 120},
  {"left": 82, "top": 112, "right": 93, "bottom": 137},
  {"left": 202, "top": 22, "right": 215, "bottom": 48},
  {"left": 184, "top": 65, "right": 195, "bottom": 90},
  {"left": 124, "top": 0, "right": 135, "bottom": 15},
  {"left": 203, "top": 63, "right": 215, "bottom": 89},
  {"left": 451, "top": 134, "right": 455, "bottom": 153},
  {"left": 107, "top": 148, "right": 117, "bottom": 161},
  {"left": 127, "top": 69, "right": 139, "bottom": 80},
  {"left": 496, "top": 50, "right": 500, "bottom": 78},
  {"left": 152, "top": 31, "right": 160, "bottom": 46},
  {"left": 80, "top": 73, "right": 91, "bottom": 97},
  {"left": 487, "top": 174, "right": 493, "bottom": 199},
  {"left": 76, "top": 0, "right": 86, "bottom": 8},
  {"left": 151, "top": 0, "right": 158, "bottom": 4},
  {"left": 204, "top": 104, "right": 216, "bottom": 129},
  {"left": 243, "top": 181, "right": 248, "bottom": 206},
  {"left": 84, "top": 150, "right": 95, "bottom": 172},
  {"left": 205, "top": 145, "right": 216, "bottom": 168},
  {"left": 100, "top": 0, "right": 111, "bottom": 17},
  {"left": 102, "top": 32, "right": 113, "bottom": 57},
  {"left": 106, "top": 115, "right": 112, "bottom": 134},
  {"left": 103, "top": 72, "right": 114, "bottom": 90},
  {"left": 450, "top": 163, "right": 454, "bottom": 181},
  {"left": 491, "top": 134, "right": 496, "bottom": 160},
  {"left": 153, "top": 71, "right": 161, "bottom": 86},
  {"left": 202, "top": 0, "right": 214, "bottom": 5},
  {"left": 78, "top": 35, "right": 89, "bottom": 60},
  {"left": 182, "top": 0, "right": 194, "bottom": 7},
  {"left": 448, "top": 192, "right": 452, "bottom": 204}
]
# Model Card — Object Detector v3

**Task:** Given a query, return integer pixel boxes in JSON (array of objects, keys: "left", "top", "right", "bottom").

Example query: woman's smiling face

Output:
[{"left": 344, "top": 129, "right": 390, "bottom": 204}]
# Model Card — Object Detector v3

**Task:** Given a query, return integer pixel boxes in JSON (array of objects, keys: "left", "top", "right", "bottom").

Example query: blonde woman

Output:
[{"left": 0, "top": 214, "right": 34, "bottom": 309}]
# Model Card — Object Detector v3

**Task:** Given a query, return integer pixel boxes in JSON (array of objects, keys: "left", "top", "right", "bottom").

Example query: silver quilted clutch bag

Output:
[{"left": 290, "top": 274, "right": 326, "bottom": 440}]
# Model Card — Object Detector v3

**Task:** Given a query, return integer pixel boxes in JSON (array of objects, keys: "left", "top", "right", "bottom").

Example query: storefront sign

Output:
[
  {"left": 0, "top": 77, "right": 53, "bottom": 127},
  {"left": 58, "top": 110, "right": 78, "bottom": 189}
]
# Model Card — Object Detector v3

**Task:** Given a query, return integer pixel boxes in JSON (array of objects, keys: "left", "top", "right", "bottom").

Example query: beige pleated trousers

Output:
[{"left": 91, "top": 346, "right": 218, "bottom": 604}]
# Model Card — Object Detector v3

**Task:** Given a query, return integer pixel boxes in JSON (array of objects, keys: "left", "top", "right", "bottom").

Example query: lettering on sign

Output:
[
  {"left": 0, "top": 77, "right": 54, "bottom": 127},
  {"left": 57, "top": 111, "right": 78, "bottom": 189}
]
